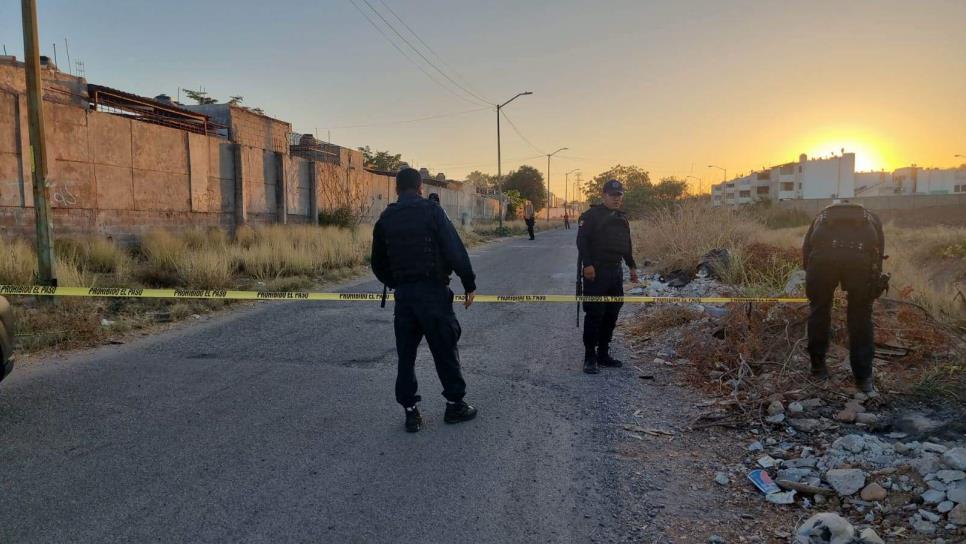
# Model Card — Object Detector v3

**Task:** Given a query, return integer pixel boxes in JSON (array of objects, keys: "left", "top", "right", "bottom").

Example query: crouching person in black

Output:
[
  {"left": 371, "top": 168, "right": 478, "bottom": 432},
  {"left": 803, "top": 201, "right": 885, "bottom": 393},
  {"left": 577, "top": 179, "right": 638, "bottom": 375}
]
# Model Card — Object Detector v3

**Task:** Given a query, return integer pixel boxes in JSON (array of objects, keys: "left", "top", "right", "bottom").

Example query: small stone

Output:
[
  {"left": 936, "top": 470, "right": 965, "bottom": 483},
  {"left": 765, "top": 490, "right": 796, "bottom": 505},
  {"left": 835, "top": 407, "right": 858, "bottom": 423},
  {"left": 795, "top": 513, "right": 855, "bottom": 542},
  {"left": 715, "top": 472, "right": 729, "bottom": 486},
  {"left": 919, "top": 509, "right": 941, "bottom": 523},
  {"left": 861, "top": 483, "right": 887, "bottom": 501},
  {"left": 922, "top": 489, "right": 946, "bottom": 505},
  {"left": 826, "top": 468, "right": 866, "bottom": 496},
  {"left": 833, "top": 434, "right": 867, "bottom": 454},
  {"left": 790, "top": 418, "right": 821, "bottom": 433},
  {"left": 757, "top": 455, "right": 778, "bottom": 469},
  {"left": 947, "top": 482, "right": 966, "bottom": 503},
  {"left": 708, "top": 535, "right": 725, "bottom": 544},
  {"left": 767, "top": 400, "right": 784, "bottom": 416},
  {"left": 928, "top": 480, "right": 948, "bottom": 491},
  {"left": 853, "top": 392, "right": 869, "bottom": 402},
  {"left": 949, "top": 503, "right": 966, "bottom": 525},
  {"left": 923, "top": 442, "right": 949, "bottom": 454},
  {"left": 787, "top": 401, "right": 805, "bottom": 414},
  {"left": 912, "top": 454, "right": 943, "bottom": 476},
  {"left": 858, "top": 527, "right": 885, "bottom": 544},
  {"left": 855, "top": 413, "right": 879, "bottom": 425},
  {"left": 942, "top": 448, "right": 966, "bottom": 471},
  {"left": 765, "top": 413, "right": 786, "bottom": 424},
  {"left": 911, "top": 518, "right": 936, "bottom": 535},
  {"left": 937, "top": 501, "right": 955, "bottom": 513},
  {"left": 748, "top": 441, "right": 764, "bottom": 452},
  {"left": 894, "top": 442, "right": 912, "bottom": 454},
  {"left": 895, "top": 413, "right": 941, "bottom": 434},
  {"left": 799, "top": 398, "right": 824, "bottom": 409}
]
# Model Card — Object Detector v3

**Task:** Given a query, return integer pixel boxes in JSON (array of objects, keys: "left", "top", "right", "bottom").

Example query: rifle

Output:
[
  {"left": 576, "top": 256, "right": 583, "bottom": 328},
  {"left": 380, "top": 284, "right": 388, "bottom": 308}
]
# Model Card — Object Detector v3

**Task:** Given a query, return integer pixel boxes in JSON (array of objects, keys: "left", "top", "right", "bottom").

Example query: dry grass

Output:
[
  {"left": 0, "top": 238, "right": 37, "bottom": 284},
  {"left": 632, "top": 201, "right": 759, "bottom": 271}
]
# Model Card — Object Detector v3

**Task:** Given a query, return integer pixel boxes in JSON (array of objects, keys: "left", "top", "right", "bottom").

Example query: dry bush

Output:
[
  {"left": 0, "top": 238, "right": 38, "bottom": 284},
  {"left": 174, "top": 251, "right": 234, "bottom": 289},
  {"left": 633, "top": 201, "right": 759, "bottom": 271},
  {"left": 719, "top": 242, "right": 801, "bottom": 296},
  {"left": 626, "top": 306, "right": 701, "bottom": 336}
]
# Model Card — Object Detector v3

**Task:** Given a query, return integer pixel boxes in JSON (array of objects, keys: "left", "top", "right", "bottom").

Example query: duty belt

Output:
[{"left": 829, "top": 240, "right": 869, "bottom": 252}]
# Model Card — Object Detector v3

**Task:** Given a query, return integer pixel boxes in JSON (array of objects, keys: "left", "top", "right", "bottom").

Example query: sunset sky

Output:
[{"left": 2, "top": 0, "right": 964, "bottom": 196}]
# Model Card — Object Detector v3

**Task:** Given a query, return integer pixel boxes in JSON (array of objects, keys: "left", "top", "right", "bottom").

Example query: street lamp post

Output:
[
  {"left": 546, "top": 147, "right": 568, "bottom": 223},
  {"left": 707, "top": 164, "right": 727, "bottom": 193},
  {"left": 496, "top": 91, "right": 533, "bottom": 228},
  {"left": 685, "top": 175, "right": 702, "bottom": 195},
  {"left": 564, "top": 168, "right": 580, "bottom": 213}
]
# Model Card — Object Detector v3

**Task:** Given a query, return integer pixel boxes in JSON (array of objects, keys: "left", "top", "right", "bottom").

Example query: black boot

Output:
[
  {"left": 598, "top": 348, "right": 623, "bottom": 368},
  {"left": 855, "top": 374, "right": 876, "bottom": 393},
  {"left": 810, "top": 354, "right": 829, "bottom": 380},
  {"left": 444, "top": 401, "right": 478, "bottom": 424},
  {"left": 404, "top": 404, "right": 422, "bottom": 433},
  {"left": 583, "top": 351, "right": 599, "bottom": 374}
]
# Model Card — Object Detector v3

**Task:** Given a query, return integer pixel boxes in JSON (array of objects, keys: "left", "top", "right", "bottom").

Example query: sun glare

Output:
[{"left": 791, "top": 129, "right": 898, "bottom": 173}]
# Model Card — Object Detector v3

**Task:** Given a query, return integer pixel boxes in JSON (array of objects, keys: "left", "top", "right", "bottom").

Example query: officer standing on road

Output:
[
  {"left": 523, "top": 200, "right": 536, "bottom": 240},
  {"left": 577, "top": 179, "right": 638, "bottom": 374},
  {"left": 802, "top": 201, "right": 886, "bottom": 393},
  {"left": 371, "top": 168, "right": 479, "bottom": 432}
]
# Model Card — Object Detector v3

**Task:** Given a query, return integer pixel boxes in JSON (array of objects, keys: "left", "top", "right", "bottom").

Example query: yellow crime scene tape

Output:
[{"left": 0, "top": 285, "right": 808, "bottom": 304}]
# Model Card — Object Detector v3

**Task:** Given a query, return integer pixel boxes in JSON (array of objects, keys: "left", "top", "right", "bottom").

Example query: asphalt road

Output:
[{"left": 0, "top": 227, "right": 658, "bottom": 543}]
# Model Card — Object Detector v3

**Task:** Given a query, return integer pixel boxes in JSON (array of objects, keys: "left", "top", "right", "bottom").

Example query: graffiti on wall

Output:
[{"left": 49, "top": 181, "right": 78, "bottom": 207}]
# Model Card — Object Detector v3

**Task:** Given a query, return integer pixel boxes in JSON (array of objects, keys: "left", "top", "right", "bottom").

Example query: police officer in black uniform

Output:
[
  {"left": 371, "top": 168, "right": 479, "bottom": 432},
  {"left": 578, "top": 179, "right": 638, "bottom": 374},
  {"left": 802, "top": 201, "right": 885, "bottom": 393}
]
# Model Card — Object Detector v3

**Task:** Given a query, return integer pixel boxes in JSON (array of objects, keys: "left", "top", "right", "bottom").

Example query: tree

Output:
[
  {"left": 183, "top": 89, "right": 217, "bottom": 105},
  {"left": 466, "top": 170, "right": 500, "bottom": 194},
  {"left": 504, "top": 189, "right": 526, "bottom": 217},
  {"left": 504, "top": 165, "right": 546, "bottom": 211},
  {"left": 584, "top": 165, "right": 686, "bottom": 218},
  {"left": 227, "top": 96, "right": 244, "bottom": 106},
  {"left": 358, "top": 146, "right": 406, "bottom": 172}
]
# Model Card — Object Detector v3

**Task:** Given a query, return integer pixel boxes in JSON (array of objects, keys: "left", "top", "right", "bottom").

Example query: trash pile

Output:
[{"left": 623, "top": 250, "right": 966, "bottom": 541}]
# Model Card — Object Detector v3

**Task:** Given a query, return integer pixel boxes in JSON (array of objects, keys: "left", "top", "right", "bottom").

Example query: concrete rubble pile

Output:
[{"left": 625, "top": 266, "right": 966, "bottom": 542}]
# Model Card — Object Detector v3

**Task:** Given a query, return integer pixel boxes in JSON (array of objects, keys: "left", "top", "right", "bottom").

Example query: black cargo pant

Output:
[
  {"left": 525, "top": 218, "right": 535, "bottom": 240},
  {"left": 582, "top": 263, "right": 624, "bottom": 357},
  {"left": 806, "top": 254, "right": 876, "bottom": 380},
  {"left": 393, "top": 281, "right": 466, "bottom": 407}
]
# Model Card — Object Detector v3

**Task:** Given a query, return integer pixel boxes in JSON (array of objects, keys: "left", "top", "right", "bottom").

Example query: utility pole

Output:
[
  {"left": 565, "top": 168, "right": 579, "bottom": 216},
  {"left": 21, "top": 0, "right": 57, "bottom": 285},
  {"left": 546, "top": 147, "right": 568, "bottom": 223},
  {"left": 495, "top": 91, "right": 532, "bottom": 228}
]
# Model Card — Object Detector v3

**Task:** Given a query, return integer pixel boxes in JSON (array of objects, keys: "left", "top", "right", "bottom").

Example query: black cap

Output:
[{"left": 602, "top": 179, "right": 624, "bottom": 195}]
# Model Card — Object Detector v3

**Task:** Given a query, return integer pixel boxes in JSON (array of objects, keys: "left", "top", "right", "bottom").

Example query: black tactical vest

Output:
[
  {"left": 808, "top": 204, "right": 880, "bottom": 260},
  {"left": 381, "top": 199, "right": 441, "bottom": 283},
  {"left": 592, "top": 208, "right": 632, "bottom": 264}
]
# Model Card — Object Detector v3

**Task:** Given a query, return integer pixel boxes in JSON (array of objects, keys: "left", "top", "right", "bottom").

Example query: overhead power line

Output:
[
  {"left": 324, "top": 106, "right": 489, "bottom": 129},
  {"left": 358, "top": 0, "right": 492, "bottom": 107},
  {"left": 500, "top": 110, "right": 544, "bottom": 155},
  {"left": 347, "top": 0, "right": 484, "bottom": 107},
  {"left": 377, "top": 0, "right": 485, "bottom": 98}
]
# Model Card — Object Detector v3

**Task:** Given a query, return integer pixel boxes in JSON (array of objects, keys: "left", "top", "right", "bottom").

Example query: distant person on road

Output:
[
  {"left": 577, "top": 179, "right": 638, "bottom": 375},
  {"left": 563, "top": 211, "right": 571, "bottom": 230},
  {"left": 802, "top": 201, "right": 886, "bottom": 393},
  {"left": 523, "top": 200, "right": 536, "bottom": 240},
  {"left": 371, "top": 168, "right": 479, "bottom": 433}
]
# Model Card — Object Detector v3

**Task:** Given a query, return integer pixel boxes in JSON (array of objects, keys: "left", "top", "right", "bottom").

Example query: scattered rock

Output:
[
  {"left": 860, "top": 482, "right": 887, "bottom": 501},
  {"left": 947, "top": 482, "right": 966, "bottom": 503},
  {"left": 894, "top": 414, "right": 941, "bottom": 435},
  {"left": 910, "top": 516, "right": 936, "bottom": 535},
  {"left": 949, "top": 503, "right": 966, "bottom": 525},
  {"left": 758, "top": 455, "right": 778, "bottom": 469},
  {"left": 790, "top": 418, "right": 822, "bottom": 433},
  {"left": 833, "top": 434, "right": 866, "bottom": 454},
  {"left": 708, "top": 535, "right": 725, "bottom": 544},
  {"left": 715, "top": 472, "right": 729, "bottom": 486},
  {"left": 748, "top": 441, "right": 764, "bottom": 452},
  {"left": 923, "top": 442, "right": 949, "bottom": 454},
  {"left": 788, "top": 402, "right": 805, "bottom": 415},
  {"left": 767, "top": 400, "right": 785, "bottom": 416},
  {"left": 778, "top": 468, "right": 815, "bottom": 483},
  {"left": 912, "top": 454, "right": 943, "bottom": 477},
  {"left": 937, "top": 501, "right": 955, "bottom": 514},
  {"left": 936, "top": 470, "right": 965, "bottom": 483},
  {"left": 928, "top": 479, "right": 948, "bottom": 491},
  {"left": 766, "top": 490, "right": 797, "bottom": 505},
  {"left": 942, "top": 448, "right": 966, "bottom": 471},
  {"left": 825, "top": 469, "right": 866, "bottom": 496},
  {"left": 919, "top": 509, "right": 941, "bottom": 523},
  {"left": 794, "top": 513, "right": 855, "bottom": 544},
  {"left": 783, "top": 270, "right": 806, "bottom": 295},
  {"left": 800, "top": 398, "right": 824, "bottom": 410},
  {"left": 766, "top": 413, "right": 786, "bottom": 424},
  {"left": 855, "top": 413, "right": 879, "bottom": 425},
  {"left": 921, "top": 489, "right": 946, "bottom": 505},
  {"left": 857, "top": 527, "right": 885, "bottom": 544},
  {"left": 100, "top": 318, "right": 114, "bottom": 327}
]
